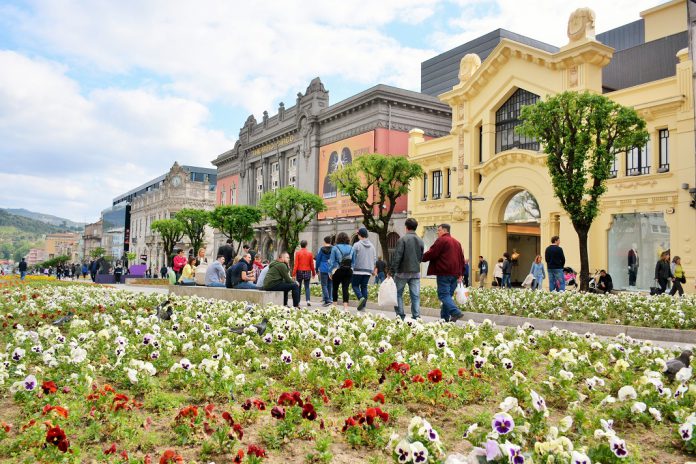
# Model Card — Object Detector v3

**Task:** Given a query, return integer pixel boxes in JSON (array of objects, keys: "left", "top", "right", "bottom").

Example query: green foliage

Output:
[
  {"left": 258, "top": 187, "right": 326, "bottom": 257},
  {"left": 175, "top": 208, "right": 210, "bottom": 255},
  {"left": 330, "top": 154, "right": 422, "bottom": 262},
  {"left": 209, "top": 205, "right": 262, "bottom": 254},
  {"left": 0, "top": 209, "right": 65, "bottom": 235},
  {"left": 150, "top": 219, "right": 184, "bottom": 266},
  {"left": 38, "top": 255, "right": 71, "bottom": 268},
  {"left": 90, "top": 247, "right": 106, "bottom": 259},
  {"left": 517, "top": 91, "right": 648, "bottom": 289}
]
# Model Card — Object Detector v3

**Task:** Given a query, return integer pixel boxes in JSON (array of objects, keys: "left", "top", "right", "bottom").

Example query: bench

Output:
[{"left": 168, "top": 285, "right": 285, "bottom": 306}]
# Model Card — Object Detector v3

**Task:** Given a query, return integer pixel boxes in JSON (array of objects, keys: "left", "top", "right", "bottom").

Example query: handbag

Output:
[
  {"left": 649, "top": 280, "right": 661, "bottom": 295},
  {"left": 679, "top": 275, "right": 686, "bottom": 284},
  {"left": 377, "top": 277, "right": 398, "bottom": 307},
  {"left": 455, "top": 282, "right": 469, "bottom": 305}
]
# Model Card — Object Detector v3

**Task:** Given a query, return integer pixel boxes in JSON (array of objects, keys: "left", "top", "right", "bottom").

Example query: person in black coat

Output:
[
  {"left": 596, "top": 270, "right": 613, "bottom": 294},
  {"left": 654, "top": 251, "right": 673, "bottom": 294},
  {"left": 217, "top": 239, "right": 235, "bottom": 268}
]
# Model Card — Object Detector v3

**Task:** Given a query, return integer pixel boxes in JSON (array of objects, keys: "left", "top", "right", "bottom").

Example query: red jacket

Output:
[
  {"left": 422, "top": 233, "right": 465, "bottom": 277},
  {"left": 173, "top": 255, "right": 187, "bottom": 272},
  {"left": 292, "top": 248, "right": 316, "bottom": 277}
]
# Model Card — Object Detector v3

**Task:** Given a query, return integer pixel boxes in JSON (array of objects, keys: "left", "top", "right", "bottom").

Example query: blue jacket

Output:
[
  {"left": 530, "top": 262, "right": 545, "bottom": 280},
  {"left": 315, "top": 245, "right": 333, "bottom": 274},
  {"left": 329, "top": 244, "right": 354, "bottom": 272}
]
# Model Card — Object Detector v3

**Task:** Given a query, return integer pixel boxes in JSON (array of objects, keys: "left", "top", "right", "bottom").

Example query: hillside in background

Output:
[
  {"left": 0, "top": 209, "right": 65, "bottom": 235},
  {"left": 4, "top": 208, "right": 85, "bottom": 230},
  {"left": 0, "top": 209, "right": 78, "bottom": 262}
]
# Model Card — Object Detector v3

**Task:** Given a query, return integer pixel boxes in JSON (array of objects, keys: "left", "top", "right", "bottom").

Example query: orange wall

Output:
[{"left": 216, "top": 174, "right": 239, "bottom": 206}]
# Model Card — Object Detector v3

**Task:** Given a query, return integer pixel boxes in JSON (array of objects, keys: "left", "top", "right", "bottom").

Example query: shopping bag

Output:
[
  {"left": 521, "top": 273, "right": 535, "bottom": 288},
  {"left": 194, "top": 263, "right": 208, "bottom": 286},
  {"left": 455, "top": 282, "right": 469, "bottom": 305},
  {"left": 377, "top": 277, "right": 398, "bottom": 307}
]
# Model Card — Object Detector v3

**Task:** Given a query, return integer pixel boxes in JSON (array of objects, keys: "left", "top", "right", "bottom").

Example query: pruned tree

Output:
[
  {"left": 175, "top": 208, "right": 210, "bottom": 256},
  {"left": 517, "top": 90, "right": 649, "bottom": 291},
  {"left": 150, "top": 219, "right": 184, "bottom": 266},
  {"left": 258, "top": 186, "right": 326, "bottom": 266},
  {"left": 209, "top": 205, "right": 262, "bottom": 254},
  {"left": 330, "top": 154, "right": 422, "bottom": 262},
  {"left": 90, "top": 247, "right": 106, "bottom": 259}
]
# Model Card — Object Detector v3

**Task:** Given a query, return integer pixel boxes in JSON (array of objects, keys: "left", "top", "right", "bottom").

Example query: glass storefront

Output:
[{"left": 607, "top": 212, "right": 670, "bottom": 290}]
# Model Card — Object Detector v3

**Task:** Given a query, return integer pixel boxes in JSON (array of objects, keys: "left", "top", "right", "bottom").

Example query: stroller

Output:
[{"left": 563, "top": 267, "right": 579, "bottom": 290}]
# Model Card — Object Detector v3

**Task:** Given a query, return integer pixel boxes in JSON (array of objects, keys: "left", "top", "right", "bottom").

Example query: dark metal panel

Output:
[{"left": 597, "top": 19, "right": 645, "bottom": 51}]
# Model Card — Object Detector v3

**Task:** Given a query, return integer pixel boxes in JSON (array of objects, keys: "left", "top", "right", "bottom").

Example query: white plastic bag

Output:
[
  {"left": 455, "top": 282, "right": 469, "bottom": 305},
  {"left": 377, "top": 277, "right": 398, "bottom": 307}
]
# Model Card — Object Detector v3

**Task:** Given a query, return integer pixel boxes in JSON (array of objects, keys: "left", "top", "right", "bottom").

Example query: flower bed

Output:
[
  {"left": 0, "top": 284, "right": 694, "bottom": 463},
  {"left": 310, "top": 285, "right": 696, "bottom": 330}
]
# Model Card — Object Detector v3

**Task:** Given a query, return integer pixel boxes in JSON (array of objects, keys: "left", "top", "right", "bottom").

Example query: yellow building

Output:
[
  {"left": 408, "top": 0, "right": 695, "bottom": 292},
  {"left": 45, "top": 232, "right": 81, "bottom": 262}
]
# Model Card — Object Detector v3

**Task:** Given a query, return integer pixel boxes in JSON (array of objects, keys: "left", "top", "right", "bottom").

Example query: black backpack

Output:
[{"left": 339, "top": 246, "right": 352, "bottom": 267}]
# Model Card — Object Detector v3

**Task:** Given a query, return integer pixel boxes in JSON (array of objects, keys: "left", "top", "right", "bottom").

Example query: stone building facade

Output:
[
  {"left": 129, "top": 163, "right": 217, "bottom": 272},
  {"left": 81, "top": 219, "right": 103, "bottom": 261},
  {"left": 212, "top": 78, "right": 452, "bottom": 259}
]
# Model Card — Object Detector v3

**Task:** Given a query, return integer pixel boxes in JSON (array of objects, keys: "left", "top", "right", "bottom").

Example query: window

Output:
[
  {"left": 658, "top": 129, "right": 669, "bottom": 172},
  {"left": 432, "top": 170, "right": 442, "bottom": 199},
  {"left": 422, "top": 173, "right": 427, "bottom": 201},
  {"left": 626, "top": 142, "right": 650, "bottom": 176},
  {"left": 230, "top": 184, "right": 236, "bottom": 205},
  {"left": 446, "top": 169, "right": 451, "bottom": 198},
  {"left": 220, "top": 188, "right": 225, "bottom": 205},
  {"left": 288, "top": 156, "right": 297, "bottom": 186},
  {"left": 610, "top": 154, "right": 618, "bottom": 178},
  {"left": 478, "top": 125, "right": 483, "bottom": 163},
  {"left": 271, "top": 162, "right": 279, "bottom": 191},
  {"left": 495, "top": 89, "right": 540, "bottom": 153},
  {"left": 256, "top": 166, "right": 263, "bottom": 193}
]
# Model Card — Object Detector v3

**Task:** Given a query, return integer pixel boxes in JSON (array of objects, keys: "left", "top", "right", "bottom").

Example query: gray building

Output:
[{"left": 212, "top": 78, "right": 452, "bottom": 259}]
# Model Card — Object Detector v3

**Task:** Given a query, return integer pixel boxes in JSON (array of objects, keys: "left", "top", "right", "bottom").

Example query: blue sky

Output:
[{"left": 0, "top": 0, "right": 659, "bottom": 222}]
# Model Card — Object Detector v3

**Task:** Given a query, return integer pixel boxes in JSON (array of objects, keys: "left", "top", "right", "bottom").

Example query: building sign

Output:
[
  {"left": 140, "top": 254, "right": 148, "bottom": 261},
  {"left": 249, "top": 134, "right": 295, "bottom": 157},
  {"left": 318, "top": 131, "right": 374, "bottom": 220}
]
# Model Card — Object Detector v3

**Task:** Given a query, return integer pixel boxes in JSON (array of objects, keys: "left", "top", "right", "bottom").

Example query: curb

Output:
[{"left": 363, "top": 302, "right": 696, "bottom": 344}]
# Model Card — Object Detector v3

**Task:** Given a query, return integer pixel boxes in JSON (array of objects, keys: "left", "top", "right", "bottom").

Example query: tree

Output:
[
  {"left": 258, "top": 187, "right": 326, "bottom": 265},
  {"left": 209, "top": 205, "right": 262, "bottom": 255},
  {"left": 330, "top": 154, "right": 423, "bottom": 262},
  {"left": 517, "top": 91, "right": 648, "bottom": 291},
  {"left": 175, "top": 208, "right": 210, "bottom": 256},
  {"left": 90, "top": 247, "right": 106, "bottom": 259},
  {"left": 150, "top": 219, "right": 184, "bottom": 266}
]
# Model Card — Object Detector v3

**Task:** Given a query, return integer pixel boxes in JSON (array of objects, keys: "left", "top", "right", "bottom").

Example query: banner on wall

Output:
[{"left": 318, "top": 131, "right": 374, "bottom": 220}]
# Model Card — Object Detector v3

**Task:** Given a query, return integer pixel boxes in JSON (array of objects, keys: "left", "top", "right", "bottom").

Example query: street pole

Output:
[{"left": 458, "top": 192, "right": 484, "bottom": 284}]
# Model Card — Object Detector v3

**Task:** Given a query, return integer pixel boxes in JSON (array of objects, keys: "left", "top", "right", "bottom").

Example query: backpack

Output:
[{"left": 331, "top": 246, "right": 352, "bottom": 276}]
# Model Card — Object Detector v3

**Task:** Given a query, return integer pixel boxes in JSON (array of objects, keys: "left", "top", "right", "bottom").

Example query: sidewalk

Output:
[{"left": 107, "top": 284, "right": 692, "bottom": 350}]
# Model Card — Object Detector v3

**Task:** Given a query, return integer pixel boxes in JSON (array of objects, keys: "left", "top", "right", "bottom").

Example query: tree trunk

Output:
[
  {"left": 378, "top": 230, "right": 390, "bottom": 264},
  {"left": 575, "top": 224, "right": 590, "bottom": 292}
]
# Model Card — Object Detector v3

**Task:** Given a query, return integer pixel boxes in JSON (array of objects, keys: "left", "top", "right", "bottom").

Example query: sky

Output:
[{"left": 0, "top": 0, "right": 660, "bottom": 223}]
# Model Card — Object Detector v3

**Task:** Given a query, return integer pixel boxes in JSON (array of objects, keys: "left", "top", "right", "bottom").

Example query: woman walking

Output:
[
  {"left": 529, "top": 255, "right": 545, "bottom": 290},
  {"left": 292, "top": 240, "right": 316, "bottom": 306},
  {"left": 493, "top": 258, "right": 504, "bottom": 287},
  {"left": 329, "top": 232, "right": 354, "bottom": 310},
  {"left": 654, "top": 251, "right": 673, "bottom": 294},
  {"left": 670, "top": 255, "right": 685, "bottom": 296}
]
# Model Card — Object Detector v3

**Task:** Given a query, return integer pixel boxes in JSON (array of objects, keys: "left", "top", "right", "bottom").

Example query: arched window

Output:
[
  {"left": 386, "top": 232, "right": 400, "bottom": 257},
  {"left": 504, "top": 191, "right": 540, "bottom": 223},
  {"left": 495, "top": 89, "right": 539, "bottom": 153}
]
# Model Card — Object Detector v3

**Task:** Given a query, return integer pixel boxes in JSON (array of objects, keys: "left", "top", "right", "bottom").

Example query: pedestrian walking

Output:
[
  {"left": 493, "top": 258, "right": 503, "bottom": 287},
  {"left": 18, "top": 258, "right": 27, "bottom": 281},
  {"left": 501, "top": 253, "right": 512, "bottom": 288},
  {"left": 159, "top": 264, "right": 168, "bottom": 281},
  {"left": 292, "top": 240, "right": 315, "bottom": 306},
  {"left": 463, "top": 258, "right": 470, "bottom": 287},
  {"left": 421, "top": 223, "right": 465, "bottom": 322},
  {"left": 389, "top": 217, "right": 424, "bottom": 320},
  {"left": 81, "top": 262, "right": 89, "bottom": 279},
  {"left": 315, "top": 236, "right": 333, "bottom": 307},
  {"left": 113, "top": 261, "right": 123, "bottom": 284},
  {"left": 477, "top": 256, "right": 488, "bottom": 288},
  {"left": 670, "top": 256, "right": 685, "bottom": 296},
  {"left": 529, "top": 255, "right": 545, "bottom": 290},
  {"left": 329, "top": 232, "right": 354, "bottom": 310},
  {"left": 352, "top": 228, "right": 377, "bottom": 311},
  {"left": 654, "top": 251, "right": 673, "bottom": 294},
  {"left": 545, "top": 235, "right": 566, "bottom": 291},
  {"left": 374, "top": 257, "right": 387, "bottom": 285},
  {"left": 263, "top": 252, "right": 300, "bottom": 308},
  {"left": 217, "top": 239, "right": 235, "bottom": 268}
]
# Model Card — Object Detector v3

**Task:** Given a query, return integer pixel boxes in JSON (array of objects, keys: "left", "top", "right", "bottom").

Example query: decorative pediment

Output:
[{"left": 478, "top": 151, "right": 547, "bottom": 177}]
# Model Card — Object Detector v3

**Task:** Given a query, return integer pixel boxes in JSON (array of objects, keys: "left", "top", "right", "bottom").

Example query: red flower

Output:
[
  {"left": 175, "top": 405, "right": 198, "bottom": 422},
  {"left": 427, "top": 369, "right": 443, "bottom": 383},
  {"left": 41, "top": 381, "right": 57, "bottom": 394},
  {"left": 104, "top": 443, "right": 117, "bottom": 454},
  {"left": 42, "top": 405, "right": 69, "bottom": 419},
  {"left": 412, "top": 374, "right": 425, "bottom": 383},
  {"left": 222, "top": 411, "right": 235, "bottom": 426},
  {"left": 372, "top": 393, "right": 385, "bottom": 404},
  {"left": 376, "top": 408, "right": 389, "bottom": 422},
  {"left": 45, "top": 425, "right": 70, "bottom": 452},
  {"left": 204, "top": 404, "right": 215, "bottom": 419},
  {"left": 341, "top": 379, "right": 354, "bottom": 389},
  {"left": 252, "top": 398, "right": 266, "bottom": 410},
  {"left": 233, "top": 449, "right": 244, "bottom": 464},
  {"left": 203, "top": 421, "right": 215, "bottom": 436},
  {"left": 145, "top": 456, "right": 152, "bottom": 464},
  {"left": 247, "top": 444, "right": 268, "bottom": 458},
  {"left": 342, "top": 416, "right": 357, "bottom": 432},
  {"left": 159, "top": 450, "right": 184, "bottom": 464},
  {"left": 365, "top": 407, "right": 378, "bottom": 426},
  {"left": 241, "top": 399, "right": 252, "bottom": 410},
  {"left": 271, "top": 406, "right": 286, "bottom": 420},
  {"left": 1, "top": 421, "right": 11, "bottom": 433},
  {"left": 120, "top": 450, "right": 129, "bottom": 460},
  {"left": 232, "top": 423, "right": 244, "bottom": 440},
  {"left": 301, "top": 403, "right": 317, "bottom": 421},
  {"left": 388, "top": 362, "right": 411, "bottom": 374}
]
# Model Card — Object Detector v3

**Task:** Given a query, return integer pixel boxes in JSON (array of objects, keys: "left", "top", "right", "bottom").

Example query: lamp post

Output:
[{"left": 457, "top": 192, "right": 485, "bottom": 276}]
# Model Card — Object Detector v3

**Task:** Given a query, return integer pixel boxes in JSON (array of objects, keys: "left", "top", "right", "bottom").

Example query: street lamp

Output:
[{"left": 457, "top": 192, "right": 485, "bottom": 276}]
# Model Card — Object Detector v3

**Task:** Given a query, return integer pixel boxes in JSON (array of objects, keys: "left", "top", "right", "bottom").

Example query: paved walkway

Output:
[{"left": 105, "top": 284, "right": 691, "bottom": 350}]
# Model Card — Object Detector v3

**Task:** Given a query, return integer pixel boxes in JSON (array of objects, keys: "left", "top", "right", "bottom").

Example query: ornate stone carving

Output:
[
  {"left": 458, "top": 54, "right": 482, "bottom": 82},
  {"left": 567, "top": 8, "right": 596, "bottom": 42},
  {"left": 613, "top": 179, "right": 658, "bottom": 190}
]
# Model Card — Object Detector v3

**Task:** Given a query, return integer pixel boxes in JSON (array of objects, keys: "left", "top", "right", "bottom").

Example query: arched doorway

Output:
[{"left": 503, "top": 190, "right": 541, "bottom": 285}]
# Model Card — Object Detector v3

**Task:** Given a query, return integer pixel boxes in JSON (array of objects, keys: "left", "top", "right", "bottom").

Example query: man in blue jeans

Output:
[
  {"left": 422, "top": 224, "right": 466, "bottom": 322},
  {"left": 18, "top": 258, "right": 27, "bottom": 280},
  {"left": 205, "top": 255, "right": 227, "bottom": 287},
  {"left": 545, "top": 235, "right": 566, "bottom": 291},
  {"left": 390, "top": 218, "right": 424, "bottom": 320},
  {"left": 226, "top": 253, "right": 257, "bottom": 289},
  {"left": 351, "top": 228, "right": 377, "bottom": 311},
  {"left": 314, "top": 236, "right": 333, "bottom": 307}
]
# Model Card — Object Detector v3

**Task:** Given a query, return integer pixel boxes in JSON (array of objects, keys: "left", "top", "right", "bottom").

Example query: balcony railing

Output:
[{"left": 627, "top": 166, "right": 650, "bottom": 176}]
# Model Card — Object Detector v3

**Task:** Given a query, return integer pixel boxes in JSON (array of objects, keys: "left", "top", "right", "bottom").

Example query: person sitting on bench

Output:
[
  {"left": 226, "top": 253, "right": 257, "bottom": 290},
  {"left": 205, "top": 255, "right": 227, "bottom": 287},
  {"left": 263, "top": 252, "right": 300, "bottom": 308}
]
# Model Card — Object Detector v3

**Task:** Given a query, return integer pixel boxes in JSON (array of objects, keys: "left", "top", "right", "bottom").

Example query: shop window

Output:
[
  {"left": 432, "top": 170, "right": 442, "bottom": 199},
  {"left": 607, "top": 212, "right": 669, "bottom": 290},
  {"left": 658, "top": 129, "right": 669, "bottom": 172},
  {"left": 626, "top": 142, "right": 650, "bottom": 176},
  {"left": 495, "top": 89, "right": 540, "bottom": 153}
]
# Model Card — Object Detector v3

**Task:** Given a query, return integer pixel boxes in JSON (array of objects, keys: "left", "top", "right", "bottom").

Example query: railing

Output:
[
  {"left": 626, "top": 166, "right": 650, "bottom": 176},
  {"left": 657, "top": 163, "right": 670, "bottom": 173}
]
